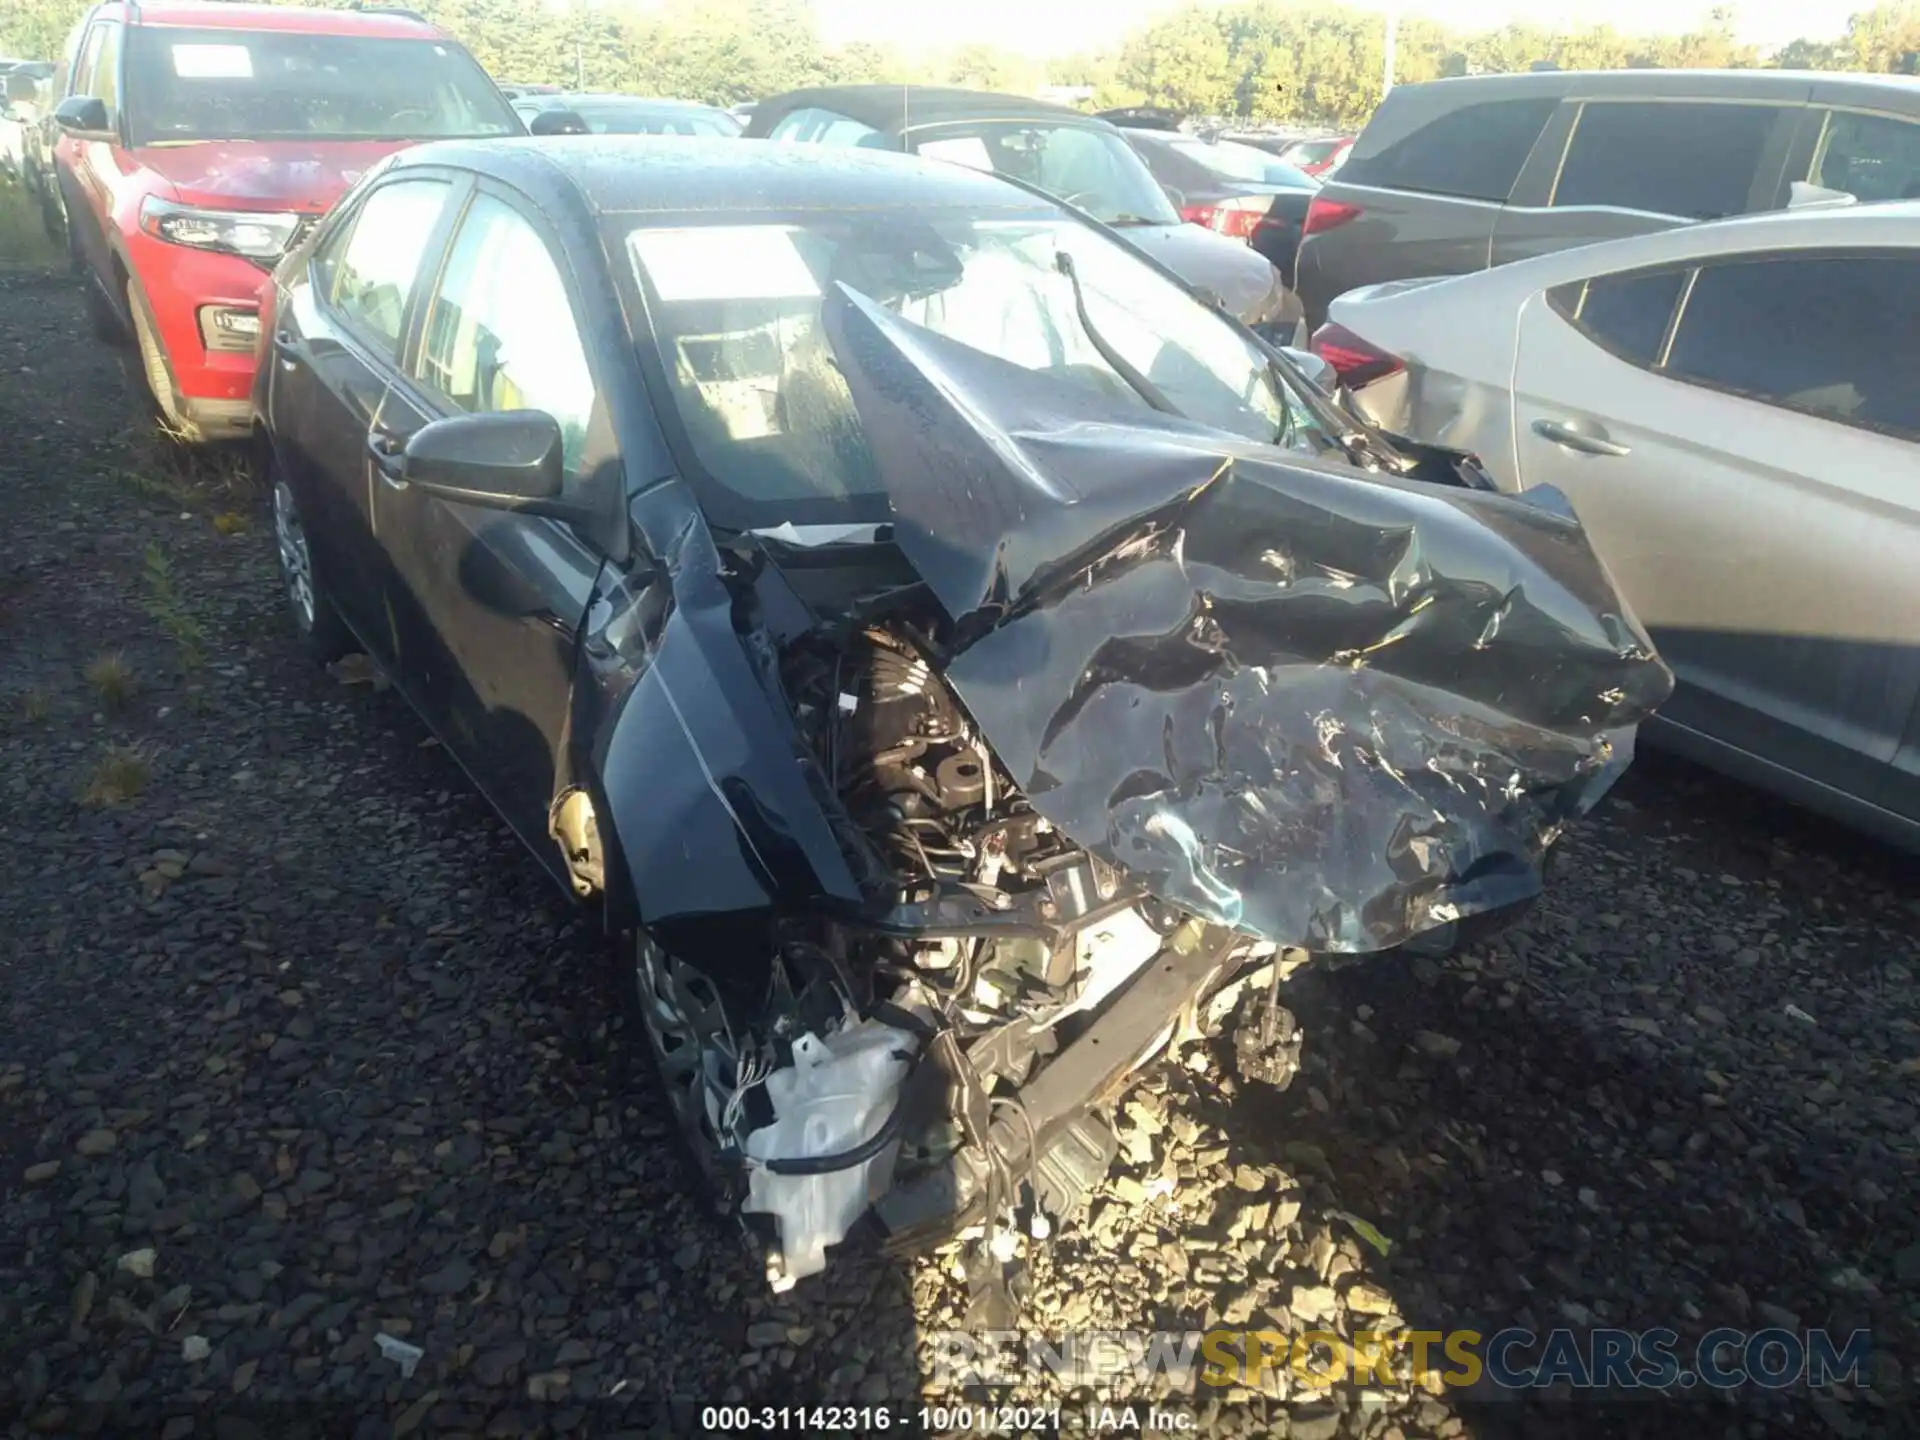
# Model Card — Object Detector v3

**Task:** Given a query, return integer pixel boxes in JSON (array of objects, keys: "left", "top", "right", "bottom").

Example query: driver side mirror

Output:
[
  {"left": 53, "top": 94, "right": 110, "bottom": 137},
  {"left": 528, "top": 109, "right": 589, "bottom": 137},
  {"left": 402, "top": 410, "right": 575, "bottom": 514}
]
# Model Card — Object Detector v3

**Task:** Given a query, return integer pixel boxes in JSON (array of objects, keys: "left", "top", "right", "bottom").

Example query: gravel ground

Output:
[{"left": 2, "top": 256, "right": 1917, "bottom": 1439}]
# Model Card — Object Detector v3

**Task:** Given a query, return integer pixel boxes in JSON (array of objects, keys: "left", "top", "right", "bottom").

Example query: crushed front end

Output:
[{"left": 607, "top": 283, "right": 1674, "bottom": 1298}]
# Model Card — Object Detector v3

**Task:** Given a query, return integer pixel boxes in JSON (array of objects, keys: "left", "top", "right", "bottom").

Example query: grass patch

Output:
[
  {"left": 142, "top": 544, "right": 208, "bottom": 669},
  {"left": 10, "top": 686, "right": 53, "bottom": 725},
  {"left": 115, "top": 466, "right": 201, "bottom": 511},
  {"left": 83, "top": 652, "right": 136, "bottom": 711},
  {"left": 118, "top": 444, "right": 258, "bottom": 519},
  {"left": 82, "top": 744, "right": 152, "bottom": 806}
]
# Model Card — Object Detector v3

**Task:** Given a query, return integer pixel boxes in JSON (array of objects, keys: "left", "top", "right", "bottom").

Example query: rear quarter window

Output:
[
  {"left": 1548, "top": 268, "right": 1687, "bottom": 365},
  {"left": 1338, "top": 95, "right": 1556, "bottom": 202}
]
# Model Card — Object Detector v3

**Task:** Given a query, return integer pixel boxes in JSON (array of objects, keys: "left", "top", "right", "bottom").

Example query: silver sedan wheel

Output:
[{"left": 272, "top": 478, "right": 315, "bottom": 632}]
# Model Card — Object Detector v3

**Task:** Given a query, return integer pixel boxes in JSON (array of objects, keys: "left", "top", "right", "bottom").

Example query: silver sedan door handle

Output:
[{"left": 1533, "top": 418, "right": 1631, "bottom": 457}]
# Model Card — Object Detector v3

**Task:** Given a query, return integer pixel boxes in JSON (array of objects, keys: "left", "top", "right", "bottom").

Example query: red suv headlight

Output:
[{"left": 140, "top": 196, "right": 303, "bottom": 262}]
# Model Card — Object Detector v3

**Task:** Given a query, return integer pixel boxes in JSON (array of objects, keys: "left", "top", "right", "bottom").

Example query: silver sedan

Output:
[{"left": 1314, "top": 199, "right": 1920, "bottom": 851}]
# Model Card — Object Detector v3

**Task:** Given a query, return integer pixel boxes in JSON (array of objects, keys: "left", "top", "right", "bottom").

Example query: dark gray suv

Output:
[{"left": 1295, "top": 68, "right": 1920, "bottom": 324}]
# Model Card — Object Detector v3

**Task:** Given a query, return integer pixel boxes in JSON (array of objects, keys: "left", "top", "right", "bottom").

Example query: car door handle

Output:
[
  {"left": 366, "top": 428, "right": 406, "bottom": 483},
  {"left": 1532, "top": 418, "right": 1631, "bottom": 457}
]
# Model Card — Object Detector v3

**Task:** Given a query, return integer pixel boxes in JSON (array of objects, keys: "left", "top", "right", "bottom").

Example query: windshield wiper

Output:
[
  {"left": 1054, "top": 252, "right": 1180, "bottom": 418},
  {"left": 1104, "top": 214, "right": 1166, "bottom": 227}
]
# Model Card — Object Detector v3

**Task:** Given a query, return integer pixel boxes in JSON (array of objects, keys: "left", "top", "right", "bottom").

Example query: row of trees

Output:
[
  {"left": 1080, "top": 1, "right": 1920, "bottom": 126},
  {"left": 5, "top": 0, "right": 1918, "bottom": 128}
]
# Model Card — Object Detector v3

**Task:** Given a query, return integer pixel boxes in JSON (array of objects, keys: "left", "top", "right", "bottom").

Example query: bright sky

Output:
[{"left": 813, "top": 0, "right": 1859, "bottom": 62}]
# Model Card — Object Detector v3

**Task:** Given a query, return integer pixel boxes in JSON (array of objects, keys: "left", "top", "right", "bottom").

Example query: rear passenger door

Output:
[
  {"left": 1295, "top": 94, "right": 1554, "bottom": 322},
  {"left": 277, "top": 172, "right": 465, "bottom": 655},
  {"left": 1492, "top": 95, "right": 1805, "bottom": 264},
  {"left": 1510, "top": 248, "right": 1920, "bottom": 820}
]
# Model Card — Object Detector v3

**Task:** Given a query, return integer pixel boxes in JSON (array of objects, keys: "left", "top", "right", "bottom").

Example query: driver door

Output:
[{"left": 374, "top": 183, "right": 614, "bottom": 866}]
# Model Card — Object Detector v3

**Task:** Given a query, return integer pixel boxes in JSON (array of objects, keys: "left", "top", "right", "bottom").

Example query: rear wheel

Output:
[
  {"left": 269, "top": 461, "right": 352, "bottom": 664},
  {"left": 125, "top": 279, "right": 203, "bottom": 442},
  {"left": 68, "top": 229, "right": 121, "bottom": 344},
  {"left": 38, "top": 174, "right": 67, "bottom": 246}
]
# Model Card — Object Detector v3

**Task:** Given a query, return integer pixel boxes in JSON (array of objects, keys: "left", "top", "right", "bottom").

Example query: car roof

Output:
[
  {"left": 751, "top": 84, "right": 1107, "bottom": 135},
  {"left": 1432, "top": 198, "right": 1920, "bottom": 298},
  {"left": 394, "top": 134, "right": 1064, "bottom": 217},
  {"left": 551, "top": 94, "right": 725, "bottom": 112},
  {"left": 101, "top": 1, "right": 444, "bottom": 39},
  {"left": 1389, "top": 67, "right": 1920, "bottom": 102}
]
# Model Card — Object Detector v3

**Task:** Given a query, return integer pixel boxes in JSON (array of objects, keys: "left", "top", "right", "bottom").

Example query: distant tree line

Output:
[{"left": 4, "top": 0, "right": 1917, "bottom": 129}]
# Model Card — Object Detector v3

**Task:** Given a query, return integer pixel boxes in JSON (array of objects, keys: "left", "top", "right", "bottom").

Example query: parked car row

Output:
[
  {"left": 20, "top": 1, "right": 1684, "bottom": 1295},
  {"left": 1, "top": 60, "right": 57, "bottom": 200},
  {"left": 741, "top": 86, "right": 1308, "bottom": 344},
  {"left": 35, "top": 3, "right": 1315, "bottom": 441},
  {"left": 1301, "top": 66, "right": 1920, "bottom": 852}
]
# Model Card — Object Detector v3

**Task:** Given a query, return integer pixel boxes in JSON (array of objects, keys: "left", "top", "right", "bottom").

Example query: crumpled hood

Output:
[
  {"left": 820, "top": 284, "right": 1675, "bottom": 953},
  {"left": 133, "top": 141, "right": 405, "bottom": 211}
]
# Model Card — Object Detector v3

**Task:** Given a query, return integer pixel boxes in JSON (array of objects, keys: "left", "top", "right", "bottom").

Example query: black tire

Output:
[
  {"left": 85, "top": 277, "right": 122, "bottom": 344},
  {"left": 267, "top": 460, "right": 352, "bottom": 664},
  {"left": 69, "top": 228, "right": 121, "bottom": 344},
  {"left": 37, "top": 178, "right": 66, "bottom": 246}
]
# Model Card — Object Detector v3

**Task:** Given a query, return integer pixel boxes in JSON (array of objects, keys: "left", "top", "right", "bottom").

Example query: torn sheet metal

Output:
[{"left": 823, "top": 284, "right": 1675, "bottom": 953}]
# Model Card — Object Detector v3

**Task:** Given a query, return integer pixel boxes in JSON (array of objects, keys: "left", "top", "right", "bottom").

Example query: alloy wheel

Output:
[
  {"left": 633, "top": 934, "right": 740, "bottom": 1192},
  {"left": 272, "top": 479, "right": 316, "bottom": 632}
]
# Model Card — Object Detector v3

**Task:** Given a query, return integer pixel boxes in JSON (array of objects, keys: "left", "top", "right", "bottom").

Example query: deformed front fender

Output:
[{"left": 575, "top": 478, "right": 864, "bottom": 962}]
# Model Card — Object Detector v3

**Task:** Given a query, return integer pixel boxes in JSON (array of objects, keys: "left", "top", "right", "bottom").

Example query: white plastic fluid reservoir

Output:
[{"left": 742, "top": 1018, "right": 918, "bottom": 1284}]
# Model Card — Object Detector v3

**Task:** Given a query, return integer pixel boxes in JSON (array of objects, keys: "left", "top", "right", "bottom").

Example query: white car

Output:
[{"left": 1311, "top": 200, "right": 1920, "bottom": 851}]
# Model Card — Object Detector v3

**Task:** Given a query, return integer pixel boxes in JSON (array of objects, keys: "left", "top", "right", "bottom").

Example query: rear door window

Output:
[
  {"left": 1663, "top": 252, "right": 1920, "bottom": 440},
  {"left": 1813, "top": 110, "right": 1920, "bottom": 202},
  {"left": 1553, "top": 101, "right": 1783, "bottom": 219},
  {"left": 1337, "top": 97, "right": 1555, "bottom": 202}
]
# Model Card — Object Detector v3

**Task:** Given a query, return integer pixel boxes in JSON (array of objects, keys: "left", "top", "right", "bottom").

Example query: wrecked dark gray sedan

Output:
[{"left": 251, "top": 136, "right": 1674, "bottom": 1296}]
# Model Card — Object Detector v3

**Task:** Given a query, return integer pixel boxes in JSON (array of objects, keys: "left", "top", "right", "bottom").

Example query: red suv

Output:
[{"left": 49, "top": 2, "right": 520, "bottom": 442}]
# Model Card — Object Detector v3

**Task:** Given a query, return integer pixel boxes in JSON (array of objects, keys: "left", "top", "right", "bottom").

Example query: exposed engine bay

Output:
[{"left": 677, "top": 595, "right": 1271, "bottom": 1297}]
